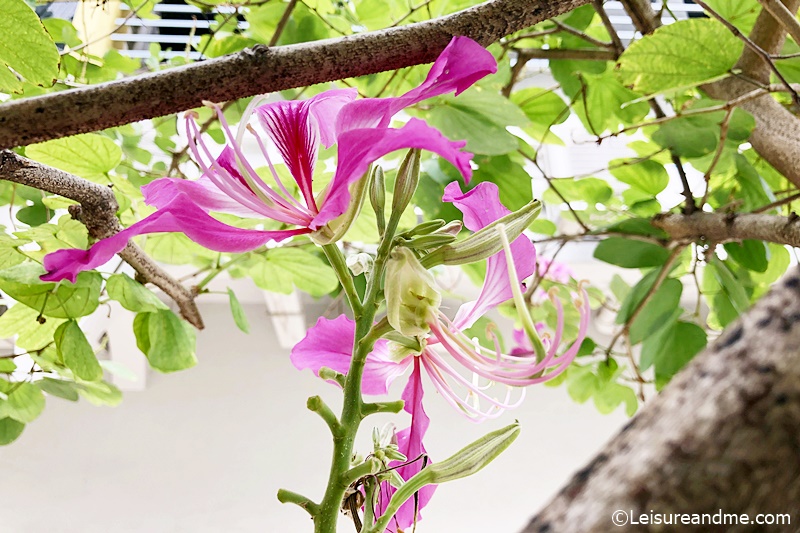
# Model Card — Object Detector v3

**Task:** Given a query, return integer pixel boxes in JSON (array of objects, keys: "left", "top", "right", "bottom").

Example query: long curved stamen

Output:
[
  {"left": 497, "top": 223, "right": 547, "bottom": 362},
  {"left": 247, "top": 124, "right": 311, "bottom": 215},
  {"left": 212, "top": 104, "right": 307, "bottom": 216},
  {"left": 185, "top": 116, "right": 283, "bottom": 218}
]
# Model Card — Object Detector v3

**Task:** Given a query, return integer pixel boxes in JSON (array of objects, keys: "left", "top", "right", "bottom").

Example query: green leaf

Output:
[
  {"left": 542, "top": 177, "right": 613, "bottom": 204},
  {"left": 427, "top": 87, "right": 528, "bottom": 155},
  {"left": 0, "top": 417, "right": 25, "bottom": 445},
  {"left": 0, "top": 360, "right": 15, "bottom": 373},
  {"left": 42, "top": 18, "right": 82, "bottom": 48},
  {"left": 711, "top": 257, "right": 751, "bottom": 313},
  {"left": 0, "top": 382, "right": 45, "bottom": 423},
  {"left": 26, "top": 134, "right": 122, "bottom": 183},
  {"left": 565, "top": 365, "right": 597, "bottom": 404},
  {"left": 610, "top": 159, "right": 669, "bottom": 196},
  {"left": 0, "top": 304, "right": 65, "bottom": 351},
  {"left": 579, "top": 71, "right": 650, "bottom": 133},
  {"left": 0, "top": 263, "right": 102, "bottom": 318},
  {"left": 724, "top": 240, "right": 768, "bottom": 273},
  {"left": 38, "top": 377, "right": 79, "bottom": 402},
  {"left": 628, "top": 278, "right": 683, "bottom": 345},
  {"left": 510, "top": 87, "right": 569, "bottom": 144},
  {"left": 143, "top": 310, "right": 197, "bottom": 373},
  {"left": 75, "top": 380, "right": 122, "bottom": 406},
  {"left": 641, "top": 320, "right": 707, "bottom": 388},
  {"left": 472, "top": 155, "right": 532, "bottom": 210},
  {"left": 227, "top": 288, "right": 250, "bottom": 334},
  {"left": 54, "top": 320, "right": 102, "bottom": 382},
  {"left": 0, "top": 0, "right": 60, "bottom": 93},
  {"left": 617, "top": 19, "right": 742, "bottom": 93},
  {"left": 593, "top": 382, "right": 638, "bottom": 416},
  {"left": 702, "top": 0, "right": 760, "bottom": 34},
  {"left": 106, "top": 274, "right": 168, "bottom": 313},
  {"left": 602, "top": 218, "right": 668, "bottom": 239},
  {"left": 652, "top": 115, "right": 720, "bottom": 158},
  {"left": 593, "top": 237, "right": 670, "bottom": 268},
  {"left": 267, "top": 248, "right": 338, "bottom": 297}
]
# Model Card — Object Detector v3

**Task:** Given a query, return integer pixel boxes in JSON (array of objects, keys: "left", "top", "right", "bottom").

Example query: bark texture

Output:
[
  {"left": 522, "top": 268, "right": 800, "bottom": 532},
  {"left": 0, "top": 150, "right": 203, "bottom": 329},
  {"left": 652, "top": 212, "right": 800, "bottom": 248},
  {"left": 0, "top": 0, "right": 589, "bottom": 149}
]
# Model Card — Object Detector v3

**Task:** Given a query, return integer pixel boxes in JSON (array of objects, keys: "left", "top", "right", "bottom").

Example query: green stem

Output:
[
  {"left": 277, "top": 489, "right": 320, "bottom": 516},
  {"left": 322, "top": 243, "right": 362, "bottom": 316},
  {"left": 314, "top": 220, "right": 400, "bottom": 533},
  {"left": 307, "top": 396, "right": 342, "bottom": 437},
  {"left": 195, "top": 254, "right": 248, "bottom": 291}
]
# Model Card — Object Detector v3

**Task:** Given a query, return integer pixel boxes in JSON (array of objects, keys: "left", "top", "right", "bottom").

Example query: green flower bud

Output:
[
  {"left": 427, "top": 421, "right": 520, "bottom": 484},
  {"left": 369, "top": 165, "right": 386, "bottom": 235},
  {"left": 391, "top": 149, "right": 421, "bottom": 216},
  {"left": 385, "top": 247, "right": 441, "bottom": 337},
  {"left": 346, "top": 252, "right": 374, "bottom": 276}
]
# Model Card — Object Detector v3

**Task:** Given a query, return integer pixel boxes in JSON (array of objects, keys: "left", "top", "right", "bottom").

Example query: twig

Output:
[
  {"left": 0, "top": 150, "right": 204, "bottom": 329},
  {"left": 751, "top": 192, "right": 800, "bottom": 213},
  {"left": 510, "top": 47, "right": 617, "bottom": 61},
  {"left": 270, "top": 0, "right": 299, "bottom": 46},
  {"left": 592, "top": 0, "right": 624, "bottom": 57},
  {"left": 698, "top": 108, "right": 734, "bottom": 210},
  {"left": 551, "top": 18, "right": 615, "bottom": 49}
]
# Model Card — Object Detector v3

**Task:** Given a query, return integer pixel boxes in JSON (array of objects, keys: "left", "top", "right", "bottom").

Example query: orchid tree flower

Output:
[
  {"left": 41, "top": 36, "right": 497, "bottom": 283},
  {"left": 290, "top": 181, "right": 590, "bottom": 529}
]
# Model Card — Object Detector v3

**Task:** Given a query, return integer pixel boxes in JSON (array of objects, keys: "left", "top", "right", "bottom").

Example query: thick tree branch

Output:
[
  {"left": 0, "top": 150, "right": 204, "bottom": 329},
  {"left": 757, "top": 0, "right": 800, "bottom": 46},
  {"left": 701, "top": 0, "right": 800, "bottom": 189},
  {"left": 652, "top": 211, "right": 800, "bottom": 248},
  {"left": 0, "top": 0, "right": 589, "bottom": 149},
  {"left": 523, "top": 267, "right": 800, "bottom": 531}
]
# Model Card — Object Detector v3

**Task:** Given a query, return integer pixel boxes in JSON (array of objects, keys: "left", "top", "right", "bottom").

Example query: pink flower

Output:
[
  {"left": 290, "top": 181, "right": 590, "bottom": 529},
  {"left": 41, "top": 37, "right": 497, "bottom": 283}
]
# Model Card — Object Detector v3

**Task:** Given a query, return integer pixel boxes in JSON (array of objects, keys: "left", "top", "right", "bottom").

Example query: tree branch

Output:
[
  {"left": 0, "top": 0, "right": 590, "bottom": 150},
  {"left": 523, "top": 267, "right": 800, "bottom": 531},
  {"left": 0, "top": 150, "right": 204, "bottom": 329},
  {"left": 702, "top": 0, "right": 800, "bottom": 190},
  {"left": 652, "top": 211, "right": 800, "bottom": 248},
  {"left": 757, "top": 0, "right": 800, "bottom": 46},
  {"left": 510, "top": 47, "right": 617, "bottom": 61}
]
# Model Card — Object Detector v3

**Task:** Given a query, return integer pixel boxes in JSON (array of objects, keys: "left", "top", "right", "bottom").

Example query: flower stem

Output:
[{"left": 322, "top": 243, "right": 362, "bottom": 316}]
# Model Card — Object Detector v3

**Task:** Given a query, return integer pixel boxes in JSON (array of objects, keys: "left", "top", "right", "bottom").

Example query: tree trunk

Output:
[{"left": 522, "top": 268, "right": 800, "bottom": 532}]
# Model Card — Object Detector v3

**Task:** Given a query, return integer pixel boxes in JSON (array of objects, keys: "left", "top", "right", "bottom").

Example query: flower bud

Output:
[
  {"left": 391, "top": 149, "right": 421, "bottom": 217},
  {"left": 427, "top": 422, "right": 520, "bottom": 484},
  {"left": 346, "top": 253, "right": 374, "bottom": 276},
  {"left": 369, "top": 165, "right": 386, "bottom": 235},
  {"left": 385, "top": 247, "right": 441, "bottom": 337}
]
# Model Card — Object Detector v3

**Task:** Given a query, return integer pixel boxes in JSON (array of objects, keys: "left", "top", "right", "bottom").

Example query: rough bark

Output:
[
  {"left": 0, "top": 0, "right": 589, "bottom": 150},
  {"left": 0, "top": 150, "right": 203, "bottom": 329},
  {"left": 522, "top": 268, "right": 800, "bottom": 532},
  {"left": 652, "top": 211, "right": 800, "bottom": 248}
]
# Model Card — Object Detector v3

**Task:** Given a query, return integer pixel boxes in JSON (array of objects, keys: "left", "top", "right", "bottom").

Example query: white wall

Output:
[{"left": 0, "top": 302, "right": 628, "bottom": 533}]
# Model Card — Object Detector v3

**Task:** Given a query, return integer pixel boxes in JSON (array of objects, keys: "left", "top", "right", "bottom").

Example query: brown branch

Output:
[
  {"left": 0, "top": 0, "right": 591, "bottom": 149},
  {"left": 757, "top": 0, "right": 800, "bottom": 46},
  {"left": 269, "top": 0, "right": 299, "bottom": 47},
  {"left": 591, "top": 0, "right": 624, "bottom": 57},
  {"left": 523, "top": 267, "right": 800, "bottom": 531},
  {"left": 652, "top": 211, "right": 800, "bottom": 248},
  {"left": 619, "top": 0, "right": 661, "bottom": 34},
  {"left": 702, "top": 0, "right": 800, "bottom": 190},
  {"left": 0, "top": 150, "right": 204, "bottom": 329},
  {"left": 510, "top": 47, "right": 617, "bottom": 61}
]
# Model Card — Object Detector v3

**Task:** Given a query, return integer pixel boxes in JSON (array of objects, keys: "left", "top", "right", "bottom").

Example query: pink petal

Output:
[
  {"left": 311, "top": 118, "right": 473, "bottom": 229},
  {"left": 256, "top": 100, "right": 320, "bottom": 211},
  {"left": 378, "top": 358, "right": 435, "bottom": 532},
  {"left": 336, "top": 37, "right": 497, "bottom": 133},
  {"left": 41, "top": 193, "right": 307, "bottom": 283},
  {"left": 290, "top": 315, "right": 409, "bottom": 396},
  {"left": 307, "top": 88, "right": 358, "bottom": 148},
  {"left": 444, "top": 181, "right": 537, "bottom": 329}
]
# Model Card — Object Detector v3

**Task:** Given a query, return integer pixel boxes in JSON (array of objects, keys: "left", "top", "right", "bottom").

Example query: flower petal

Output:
[
  {"left": 307, "top": 88, "right": 358, "bottom": 148},
  {"left": 312, "top": 118, "right": 473, "bottom": 229},
  {"left": 41, "top": 193, "right": 307, "bottom": 283},
  {"left": 142, "top": 175, "right": 266, "bottom": 219},
  {"left": 256, "top": 100, "right": 320, "bottom": 211},
  {"left": 443, "top": 181, "right": 536, "bottom": 329},
  {"left": 378, "top": 358, "right": 435, "bottom": 532},
  {"left": 290, "top": 315, "right": 409, "bottom": 396},
  {"left": 335, "top": 37, "right": 497, "bottom": 133}
]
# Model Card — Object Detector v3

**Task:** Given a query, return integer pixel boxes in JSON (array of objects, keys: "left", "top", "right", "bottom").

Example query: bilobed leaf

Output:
[
  {"left": 610, "top": 159, "right": 669, "bottom": 196},
  {"left": 145, "top": 309, "right": 197, "bottom": 372},
  {"left": 227, "top": 288, "right": 250, "bottom": 334},
  {"left": 0, "top": 304, "right": 65, "bottom": 351},
  {"left": 26, "top": 134, "right": 122, "bottom": 183},
  {"left": 593, "top": 382, "right": 638, "bottom": 416},
  {"left": 0, "top": 382, "right": 45, "bottom": 423},
  {"left": 617, "top": 19, "right": 742, "bottom": 93},
  {"left": 593, "top": 237, "right": 670, "bottom": 268},
  {"left": 510, "top": 87, "right": 569, "bottom": 144},
  {"left": 267, "top": 248, "right": 338, "bottom": 297},
  {"left": 580, "top": 71, "right": 650, "bottom": 133},
  {"left": 106, "top": 273, "right": 167, "bottom": 313},
  {"left": 0, "top": 0, "right": 60, "bottom": 93},
  {"left": 54, "top": 320, "right": 102, "bottom": 382},
  {"left": 38, "top": 377, "right": 79, "bottom": 402},
  {"left": 0, "top": 263, "right": 102, "bottom": 318},
  {"left": 0, "top": 417, "right": 25, "bottom": 445},
  {"left": 75, "top": 380, "right": 122, "bottom": 406},
  {"left": 565, "top": 365, "right": 598, "bottom": 404}
]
